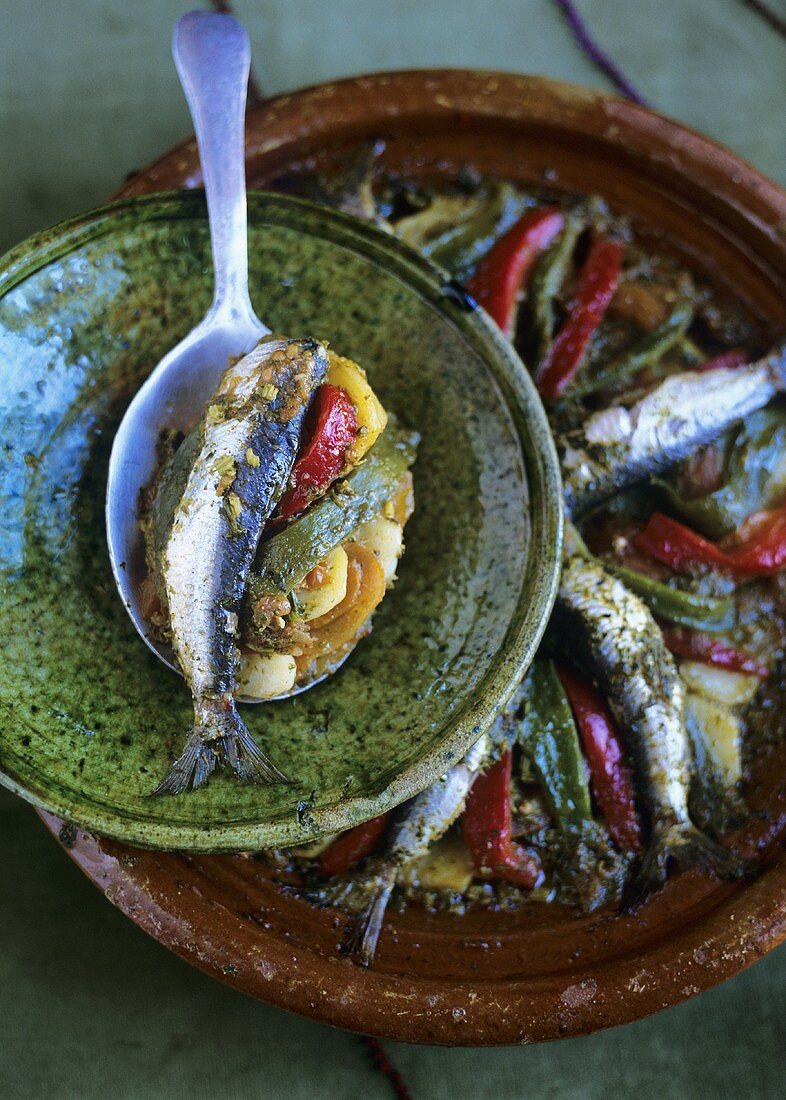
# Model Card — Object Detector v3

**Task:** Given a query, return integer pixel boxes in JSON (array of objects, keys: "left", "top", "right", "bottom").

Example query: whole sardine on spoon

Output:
[
  {"left": 550, "top": 526, "right": 749, "bottom": 896},
  {"left": 560, "top": 341, "right": 786, "bottom": 517},
  {"left": 152, "top": 335, "right": 328, "bottom": 794}
]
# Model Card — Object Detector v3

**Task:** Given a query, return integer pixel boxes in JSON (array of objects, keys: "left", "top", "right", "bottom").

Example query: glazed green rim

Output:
[{"left": 0, "top": 191, "right": 563, "bottom": 849}]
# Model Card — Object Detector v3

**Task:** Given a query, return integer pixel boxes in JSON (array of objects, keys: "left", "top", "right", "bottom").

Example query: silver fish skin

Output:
[
  {"left": 155, "top": 335, "right": 328, "bottom": 794},
  {"left": 560, "top": 341, "right": 786, "bottom": 517},
  {"left": 337, "top": 725, "right": 511, "bottom": 967},
  {"left": 551, "top": 528, "right": 748, "bottom": 895}
]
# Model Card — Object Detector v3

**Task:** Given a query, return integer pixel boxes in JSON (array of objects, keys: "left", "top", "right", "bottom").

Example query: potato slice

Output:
[
  {"left": 237, "top": 651, "right": 297, "bottom": 699},
  {"left": 679, "top": 661, "right": 761, "bottom": 707},
  {"left": 685, "top": 692, "right": 743, "bottom": 786},
  {"left": 295, "top": 546, "right": 349, "bottom": 622},
  {"left": 389, "top": 471, "right": 415, "bottom": 527},
  {"left": 309, "top": 543, "right": 386, "bottom": 645},
  {"left": 296, "top": 543, "right": 387, "bottom": 679},
  {"left": 327, "top": 352, "right": 387, "bottom": 463},
  {"left": 403, "top": 832, "right": 475, "bottom": 894},
  {"left": 352, "top": 515, "right": 403, "bottom": 584},
  {"left": 290, "top": 833, "right": 339, "bottom": 859}
]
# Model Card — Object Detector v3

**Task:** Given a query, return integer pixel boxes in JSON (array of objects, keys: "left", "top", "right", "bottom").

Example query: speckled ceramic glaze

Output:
[
  {"left": 0, "top": 190, "right": 561, "bottom": 850},
  {"left": 53, "top": 71, "right": 785, "bottom": 1045}
]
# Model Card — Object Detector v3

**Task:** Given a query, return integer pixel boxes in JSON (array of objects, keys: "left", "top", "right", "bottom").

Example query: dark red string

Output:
[
  {"left": 741, "top": 0, "right": 786, "bottom": 39},
  {"left": 362, "top": 1036, "right": 414, "bottom": 1100},
  {"left": 552, "top": 0, "right": 649, "bottom": 105}
]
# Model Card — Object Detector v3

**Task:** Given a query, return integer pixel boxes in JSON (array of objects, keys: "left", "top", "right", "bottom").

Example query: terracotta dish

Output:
[{"left": 42, "top": 72, "right": 786, "bottom": 1044}]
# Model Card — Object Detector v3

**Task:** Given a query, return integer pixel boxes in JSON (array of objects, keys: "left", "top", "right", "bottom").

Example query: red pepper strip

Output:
[
  {"left": 659, "top": 625, "right": 768, "bottom": 678},
  {"left": 316, "top": 813, "right": 390, "bottom": 878},
  {"left": 461, "top": 752, "right": 542, "bottom": 887},
  {"left": 278, "top": 384, "right": 358, "bottom": 519},
  {"left": 696, "top": 348, "right": 748, "bottom": 373},
  {"left": 633, "top": 512, "right": 729, "bottom": 574},
  {"left": 556, "top": 665, "right": 642, "bottom": 854},
  {"left": 536, "top": 237, "right": 624, "bottom": 400},
  {"left": 466, "top": 207, "right": 565, "bottom": 337},
  {"left": 633, "top": 509, "right": 786, "bottom": 578}
]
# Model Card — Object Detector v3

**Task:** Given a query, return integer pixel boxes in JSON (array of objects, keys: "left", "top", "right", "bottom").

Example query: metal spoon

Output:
[{"left": 106, "top": 11, "right": 269, "bottom": 674}]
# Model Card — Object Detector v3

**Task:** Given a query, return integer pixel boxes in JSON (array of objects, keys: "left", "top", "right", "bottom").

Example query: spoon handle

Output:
[{"left": 173, "top": 11, "right": 263, "bottom": 332}]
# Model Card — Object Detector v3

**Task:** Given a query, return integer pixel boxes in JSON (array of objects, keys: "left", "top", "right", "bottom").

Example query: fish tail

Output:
[
  {"left": 631, "top": 822, "right": 752, "bottom": 902},
  {"left": 215, "top": 709, "right": 292, "bottom": 785},
  {"left": 340, "top": 875, "right": 395, "bottom": 968},
  {"left": 154, "top": 701, "right": 290, "bottom": 795},
  {"left": 152, "top": 730, "right": 219, "bottom": 795},
  {"left": 284, "top": 860, "right": 396, "bottom": 967}
]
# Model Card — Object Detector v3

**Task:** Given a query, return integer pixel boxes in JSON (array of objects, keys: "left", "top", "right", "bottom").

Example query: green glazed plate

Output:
[{"left": 0, "top": 191, "right": 562, "bottom": 851}]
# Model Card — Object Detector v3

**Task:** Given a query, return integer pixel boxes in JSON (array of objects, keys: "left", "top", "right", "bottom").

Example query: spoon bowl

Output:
[
  {"left": 105, "top": 11, "right": 270, "bottom": 687},
  {"left": 106, "top": 318, "right": 265, "bottom": 682}
]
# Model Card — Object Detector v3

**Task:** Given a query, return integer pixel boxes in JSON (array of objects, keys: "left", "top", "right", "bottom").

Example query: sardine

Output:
[
  {"left": 152, "top": 336, "right": 328, "bottom": 794},
  {"left": 560, "top": 341, "right": 786, "bottom": 516},
  {"left": 323, "top": 725, "right": 512, "bottom": 967},
  {"left": 549, "top": 526, "right": 749, "bottom": 896}
]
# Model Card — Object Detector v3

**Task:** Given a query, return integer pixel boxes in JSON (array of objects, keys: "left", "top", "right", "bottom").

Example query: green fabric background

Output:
[{"left": 1, "top": 1, "right": 784, "bottom": 1096}]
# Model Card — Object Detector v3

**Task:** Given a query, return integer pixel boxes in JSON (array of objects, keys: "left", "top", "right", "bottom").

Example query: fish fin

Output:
[
  {"left": 630, "top": 822, "right": 752, "bottom": 904},
  {"left": 152, "top": 731, "right": 219, "bottom": 796},
  {"left": 214, "top": 713, "right": 292, "bottom": 786},
  {"left": 277, "top": 877, "right": 355, "bottom": 910},
  {"left": 279, "top": 858, "right": 395, "bottom": 968},
  {"left": 153, "top": 703, "right": 290, "bottom": 795},
  {"left": 339, "top": 878, "right": 395, "bottom": 968}
]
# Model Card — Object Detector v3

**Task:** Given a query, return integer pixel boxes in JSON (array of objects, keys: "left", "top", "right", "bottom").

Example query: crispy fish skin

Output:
[
  {"left": 154, "top": 336, "right": 328, "bottom": 794},
  {"left": 560, "top": 341, "right": 786, "bottom": 517},
  {"left": 322, "top": 728, "right": 509, "bottom": 967},
  {"left": 550, "top": 528, "right": 749, "bottom": 896}
]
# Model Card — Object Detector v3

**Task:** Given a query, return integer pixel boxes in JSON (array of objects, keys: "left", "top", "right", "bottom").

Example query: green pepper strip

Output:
[
  {"left": 516, "top": 660, "right": 594, "bottom": 831},
  {"left": 427, "top": 182, "right": 527, "bottom": 275},
  {"left": 529, "top": 217, "right": 582, "bottom": 366},
  {"left": 605, "top": 561, "right": 735, "bottom": 633},
  {"left": 679, "top": 335, "right": 705, "bottom": 364},
  {"left": 655, "top": 406, "right": 786, "bottom": 540},
  {"left": 570, "top": 300, "right": 694, "bottom": 399},
  {"left": 566, "top": 522, "right": 734, "bottom": 634},
  {"left": 513, "top": 659, "right": 627, "bottom": 911},
  {"left": 249, "top": 424, "right": 419, "bottom": 598}
]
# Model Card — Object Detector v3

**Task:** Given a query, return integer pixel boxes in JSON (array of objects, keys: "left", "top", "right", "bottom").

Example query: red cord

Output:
[
  {"left": 552, "top": 0, "right": 649, "bottom": 104},
  {"left": 741, "top": 0, "right": 786, "bottom": 39},
  {"left": 361, "top": 1036, "right": 414, "bottom": 1100}
]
